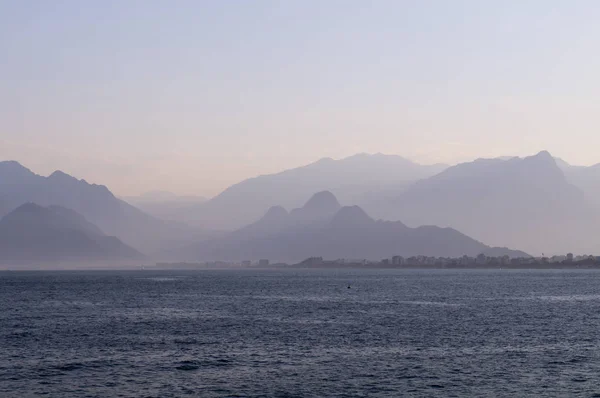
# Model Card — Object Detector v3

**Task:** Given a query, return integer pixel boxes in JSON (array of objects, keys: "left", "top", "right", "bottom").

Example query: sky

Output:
[{"left": 2, "top": 0, "right": 600, "bottom": 197}]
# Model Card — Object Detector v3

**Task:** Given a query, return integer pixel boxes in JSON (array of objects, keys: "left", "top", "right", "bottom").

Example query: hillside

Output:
[
  {"left": 169, "top": 154, "right": 446, "bottom": 230},
  {"left": 556, "top": 159, "right": 600, "bottom": 209},
  {"left": 367, "top": 151, "right": 598, "bottom": 255},
  {"left": 0, "top": 203, "right": 142, "bottom": 265},
  {"left": 174, "top": 192, "right": 525, "bottom": 264},
  {"left": 0, "top": 161, "right": 212, "bottom": 254}
]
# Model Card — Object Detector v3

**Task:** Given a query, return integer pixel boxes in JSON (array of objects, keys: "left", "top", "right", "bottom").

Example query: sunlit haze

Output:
[{"left": 2, "top": 0, "right": 600, "bottom": 196}]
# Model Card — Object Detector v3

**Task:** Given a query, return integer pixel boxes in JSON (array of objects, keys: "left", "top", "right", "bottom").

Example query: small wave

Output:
[
  {"left": 428, "top": 384, "right": 445, "bottom": 389},
  {"left": 173, "top": 338, "right": 198, "bottom": 345},
  {"left": 175, "top": 361, "right": 200, "bottom": 371},
  {"left": 175, "top": 358, "right": 233, "bottom": 371},
  {"left": 48, "top": 359, "right": 112, "bottom": 373},
  {"left": 54, "top": 363, "right": 83, "bottom": 372},
  {"left": 140, "top": 277, "right": 184, "bottom": 282},
  {"left": 537, "top": 295, "right": 600, "bottom": 302},
  {"left": 396, "top": 300, "right": 461, "bottom": 307},
  {"left": 39, "top": 300, "right": 103, "bottom": 308},
  {"left": 6, "top": 330, "right": 32, "bottom": 339}
]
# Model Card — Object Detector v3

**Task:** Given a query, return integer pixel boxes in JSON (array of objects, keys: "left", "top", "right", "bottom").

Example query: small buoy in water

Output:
[{"left": 347, "top": 285, "right": 351, "bottom": 289}]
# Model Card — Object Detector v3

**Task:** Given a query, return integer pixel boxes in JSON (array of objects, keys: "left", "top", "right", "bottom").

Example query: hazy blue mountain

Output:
[
  {"left": 232, "top": 205, "right": 291, "bottom": 240},
  {"left": 556, "top": 158, "right": 600, "bottom": 208},
  {"left": 368, "top": 151, "right": 598, "bottom": 255},
  {"left": 174, "top": 192, "right": 525, "bottom": 264},
  {"left": 230, "top": 191, "right": 341, "bottom": 240},
  {"left": 122, "top": 191, "right": 207, "bottom": 221},
  {"left": 172, "top": 153, "right": 447, "bottom": 230},
  {"left": 288, "top": 191, "right": 342, "bottom": 226},
  {"left": 0, "top": 161, "right": 213, "bottom": 253},
  {"left": 0, "top": 203, "right": 142, "bottom": 265}
]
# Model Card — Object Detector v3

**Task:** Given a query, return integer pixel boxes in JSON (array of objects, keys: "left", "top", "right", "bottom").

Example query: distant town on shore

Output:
[{"left": 155, "top": 252, "right": 600, "bottom": 270}]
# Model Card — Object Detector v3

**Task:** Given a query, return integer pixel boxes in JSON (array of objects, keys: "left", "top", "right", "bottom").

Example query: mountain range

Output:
[
  {"left": 2, "top": 150, "right": 598, "bottom": 264},
  {"left": 0, "top": 203, "right": 141, "bottom": 265},
  {"left": 146, "top": 151, "right": 600, "bottom": 256},
  {"left": 173, "top": 191, "right": 527, "bottom": 264},
  {"left": 165, "top": 154, "right": 447, "bottom": 230},
  {"left": 0, "top": 161, "right": 212, "bottom": 254},
  {"left": 364, "top": 151, "right": 598, "bottom": 255}
]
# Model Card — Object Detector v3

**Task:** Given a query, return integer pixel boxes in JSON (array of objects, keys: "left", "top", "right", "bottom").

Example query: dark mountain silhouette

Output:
[
  {"left": 0, "top": 161, "right": 212, "bottom": 253},
  {"left": 230, "top": 192, "right": 341, "bottom": 240},
  {"left": 0, "top": 203, "right": 142, "bottom": 265},
  {"left": 170, "top": 153, "right": 447, "bottom": 230},
  {"left": 330, "top": 205, "right": 373, "bottom": 228},
  {"left": 366, "top": 151, "right": 598, "bottom": 255},
  {"left": 174, "top": 192, "right": 526, "bottom": 264},
  {"left": 289, "top": 191, "right": 342, "bottom": 225},
  {"left": 233, "top": 205, "right": 291, "bottom": 239}
]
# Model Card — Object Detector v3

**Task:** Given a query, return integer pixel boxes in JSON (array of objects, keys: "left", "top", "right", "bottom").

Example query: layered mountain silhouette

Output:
[
  {"left": 169, "top": 154, "right": 447, "bottom": 230},
  {"left": 0, "top": 203, "right": 142, "bottom": 265},
  {"left": 230, "top": 191, "right": 341, "bottom": 240},
  {"left": 365, "top": 151, "right": 598, "bottom": 255},
  {"left": 3, "top": 151, "right": 595, "bottom": 260},
  {"left": 0, "top": 161, "right": 212, "bottom": 253},
  {"left": 174, "top": 192, "right": 526, "bottom": 264}
]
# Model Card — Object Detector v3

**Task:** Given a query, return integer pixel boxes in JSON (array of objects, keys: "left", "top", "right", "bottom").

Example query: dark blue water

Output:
[{"left": 2, "top": 269, "right": 600, "bottom": 397}]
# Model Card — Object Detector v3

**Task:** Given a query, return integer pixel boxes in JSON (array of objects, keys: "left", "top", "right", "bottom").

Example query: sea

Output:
[{"left": 2, "top": 268, "right": 600, "bottom": 397}]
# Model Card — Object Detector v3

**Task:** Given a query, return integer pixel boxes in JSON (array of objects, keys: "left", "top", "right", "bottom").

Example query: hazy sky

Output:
[{"left": 2, "top": 1, "right": 600, "bottom": 196}]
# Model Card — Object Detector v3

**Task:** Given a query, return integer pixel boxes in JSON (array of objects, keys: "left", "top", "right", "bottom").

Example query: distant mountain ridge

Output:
[
  {"left": 4, "top": 151, "right": 597, "bottom": 259},
  {"left": 364, "top": 151, "right": 598, "bottom": 255},
  {"left": 230, "top": 191, "right": 341, "bottom": 240},
  {"left": 0, "top": 203, "right": 142, "bottom": 265},
  {"left": 168, "top": 153, "right": 447, "bottom": 230},
  {"left": 174, "top": 191, "right": 527, "bottom": 264},
  {"left": 555, "top": 158, "right": 600, "bottom": 208},
  {"left": 0, "top": 161, "right": 212, "bottom": 254}
]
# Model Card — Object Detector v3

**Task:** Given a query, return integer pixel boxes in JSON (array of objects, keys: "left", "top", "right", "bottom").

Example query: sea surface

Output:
[{"left": 2, "top": 269, "right": 600, "bottom": 397}]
